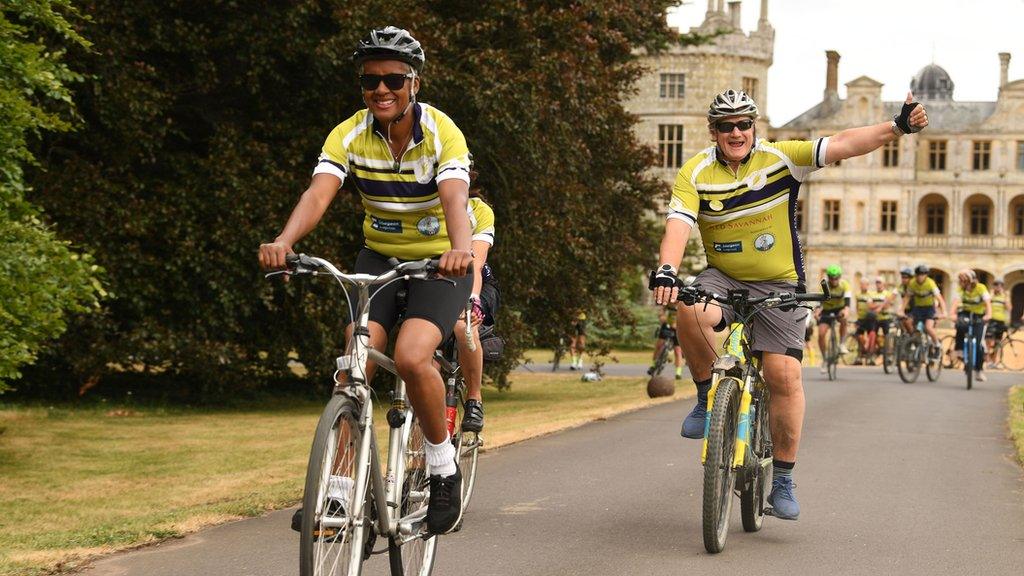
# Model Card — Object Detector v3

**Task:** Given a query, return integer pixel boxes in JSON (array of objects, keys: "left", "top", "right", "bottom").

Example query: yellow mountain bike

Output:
[{"left": 677, "top": 280, "right": 830, "bottom": 553}]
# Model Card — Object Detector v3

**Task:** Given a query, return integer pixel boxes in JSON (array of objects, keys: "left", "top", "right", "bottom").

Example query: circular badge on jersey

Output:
[
  {"left": 417, "top": 216, "right": 441, "bottom": 236},
  {"left": 749, "top": 172, "right": 768, "bottom": 191},
  {"left": 754, "top": 233, "right": 775, "bottom": 252},
  {"left": 708, "top": 199, "right": 724, "bottom": 211}
]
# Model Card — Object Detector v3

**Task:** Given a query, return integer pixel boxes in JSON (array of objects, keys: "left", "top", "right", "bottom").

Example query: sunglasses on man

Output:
[
  {"left": 359, "top": 73, "right": 414, "bottom": 92},
  {"left": 715, "top": 119, "right": 754, "bottom": 133}
]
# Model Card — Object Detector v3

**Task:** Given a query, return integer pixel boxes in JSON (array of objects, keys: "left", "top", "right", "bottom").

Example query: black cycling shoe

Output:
[
  {"left": 426, "top": 465, "right": 462, "bottom": 534},
  {"left": 461, "top": 399, "right": 484, "bottom": 433}
]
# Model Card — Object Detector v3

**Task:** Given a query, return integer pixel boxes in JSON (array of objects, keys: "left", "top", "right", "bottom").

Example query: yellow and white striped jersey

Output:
[
  {"left": 668, "top": 138, "right": 829, "bottom": 284},
  {"left": 313, "top": 103, "right": 471, "bottom": 259}
]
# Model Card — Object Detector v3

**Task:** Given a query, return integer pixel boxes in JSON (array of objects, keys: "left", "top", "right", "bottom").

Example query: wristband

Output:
[{"left": 890, "top": 120, "right": 904, "bottom": 137}]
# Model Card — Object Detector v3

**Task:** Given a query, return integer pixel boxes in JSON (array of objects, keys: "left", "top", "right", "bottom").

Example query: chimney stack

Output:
[
  {"left": 825, "top": 50, "right": 840, "bottom": 99},
  {"left": 717, "top": 0, "right": 726, "bottom": 13},
  {"left": 728, "top": 1, "right": 741, "bottom": 28},
  {"left": 999, "top": 52, "right": 1011, "bottom": 88},
  {"left": 760, "top": 0, "right": 769, "bottom": 23}
]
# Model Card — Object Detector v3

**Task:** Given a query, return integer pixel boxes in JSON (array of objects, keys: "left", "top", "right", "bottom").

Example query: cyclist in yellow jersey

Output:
[
  {"left": 896, "top": 267, "right": 914, "bottom": 333},
  {"left": 258, "top": 27, "right": 472, "bottom": 534},
  {"left": 906, "top": 264, "right": 947, "bottom": 352},
  {"left": 570, "top": 310, "right": 588, "bottom": 370},
  {"left": 651, "top": 88, "right": 929, "bottom": 520},
  {"left": 986, "top": 278, "right": 1011, "bottom": 367},
  {"left": 649, "top": 304, "right": 686, "bottom": 380},
  {"left": 950, "top": 269, "right": 991, "bottom": 381},
  {"left": 854, "top": 278, "right": 885, "bottom": 363},
  {"left": 816, "top": 265, "right": 852, "bottom": 373},
  {"left": 874, "top": 276, "right": 894, "bottom": 339},
  {"left": 451, "top": 192, "right": 496, "bottom": 432}
]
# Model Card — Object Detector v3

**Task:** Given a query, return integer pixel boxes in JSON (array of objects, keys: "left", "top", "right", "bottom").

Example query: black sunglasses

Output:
[
  {"left": 358, "top": 73, "right": 414, "bottom": 92},
  {"left": 715, "top": 119, "right": 754, "bottom": 133}
]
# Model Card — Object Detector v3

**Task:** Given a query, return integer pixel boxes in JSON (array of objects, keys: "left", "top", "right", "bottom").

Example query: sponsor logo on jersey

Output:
[
  {"left": 417, "top": 216, "right": 441, "bottom": 236},
  {"left": 708, "top": 199, "right": 724, "bottom": 211},
  {"left": 713, "top": 241, "right": 742, "bottom": 253},
  {"left": 371, "top": 216, "right": 403, "bottom": 234},
  {"left": 754, "top": 233, "right": 775, "bottom": 251}
]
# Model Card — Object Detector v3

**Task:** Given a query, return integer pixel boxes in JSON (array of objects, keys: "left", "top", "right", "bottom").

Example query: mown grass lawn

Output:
[
  {"left": 1009, "top": 386, "right": 1024, "bottom": 467},
  {"left": 0, "top": 373, "right": 691, "bottom": 575}
]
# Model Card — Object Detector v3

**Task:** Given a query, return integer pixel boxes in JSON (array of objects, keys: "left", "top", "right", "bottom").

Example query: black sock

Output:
[{"left": 772, "top": 459, "right": 795, "bottom": 482}]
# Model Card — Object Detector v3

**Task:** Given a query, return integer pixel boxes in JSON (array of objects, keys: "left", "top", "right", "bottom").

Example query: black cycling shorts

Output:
[
  {"left": 349, "top": 247, "right": 473, "bottom": 339},
  {"left": 479, "top": 279, "right": 500, "bottom": 327}
]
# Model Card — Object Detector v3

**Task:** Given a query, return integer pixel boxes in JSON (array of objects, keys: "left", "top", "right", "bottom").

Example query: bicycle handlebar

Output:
[{"left": 277, "top": 253, "right": 441, "bottom": 286}]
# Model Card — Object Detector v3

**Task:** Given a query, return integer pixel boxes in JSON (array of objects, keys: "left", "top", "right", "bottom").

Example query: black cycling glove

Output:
[
  {"left": 893, "top": 100, "right": 922, "bottom": 134},
  {"left": 648, "top": 265, "right": 678, "bottom": 291}
]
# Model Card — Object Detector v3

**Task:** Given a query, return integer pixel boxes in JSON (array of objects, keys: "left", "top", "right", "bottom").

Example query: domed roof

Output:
[{"left": 910, "top": 64, "right": 954, "bottom": 100}]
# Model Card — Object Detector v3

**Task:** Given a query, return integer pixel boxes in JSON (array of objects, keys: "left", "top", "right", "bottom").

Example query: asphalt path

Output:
[{"left": 85, "top": 367, "right": 1024, "bottom": 576}]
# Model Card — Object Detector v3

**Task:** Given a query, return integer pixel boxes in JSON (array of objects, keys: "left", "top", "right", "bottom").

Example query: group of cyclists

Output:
[
  {"left": 260, "top": 24, "right": 937, "bottom": 544},
  {"left": 813, "top": 264, "right": 1014, "bottom": 382}
]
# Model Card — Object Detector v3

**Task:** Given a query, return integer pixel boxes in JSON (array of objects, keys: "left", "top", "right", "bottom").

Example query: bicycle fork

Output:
[{"left": 700, "top": 370, "right": 754, "bottom": 469}]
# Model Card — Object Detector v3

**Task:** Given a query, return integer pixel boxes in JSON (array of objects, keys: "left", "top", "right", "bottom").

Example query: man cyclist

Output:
[
  {"left": 651, "top": 88, "right": 928, "bottom": 520},
  {"left": 648, "top": 303, "right": 685, "bottom": 380},
  {"left": 896, "top": 267, "right": 914, "bottom": 333},
  {"left": 986, "top": 278, "right": 1011, "bottom": 367},
  {"left": 950, "top": 269, "right": 991, "bottom": 382},
  {"left": 854, "top": 277, "right": 884, "bottom": 363},
  {"left": 874, "top": 276, "right": 895, "bottom": 346},
  {"left": 906, "top": 264, "right": 947, "bottom": 356},
  {"left": 817, "top": 265, "right": 852, "bottom": 372},
  {"left": 258, "top": 26, "right": 472, "bottom": 534}
]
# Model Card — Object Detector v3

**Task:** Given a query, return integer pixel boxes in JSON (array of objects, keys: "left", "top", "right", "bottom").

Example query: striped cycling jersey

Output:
[
  {"left": 468, "top": 197, "right": 495, "bottom": 246},
  {"left": 313, "top": 102, "right": 471, "bottom": 260},
  {"left": 907, "top": 277, "right": 940, "bottom": 308},
  {"left": 857, "top": 290, "right": 886, "bottom": 319},
  {"left": 821, "top": 278, "right": 851, "bottom": 312},
  {"left": 668, "top": 138, "right": 829, "bottom": 284},
  {"left": 957, "top": 283, "right": 989, "bottom": 315},
  {"left": 991, "top": 292, "right": 1008, "bottom": 322},
  {"left": 877, "top": 289, "right": 894, "bottom": 320}
]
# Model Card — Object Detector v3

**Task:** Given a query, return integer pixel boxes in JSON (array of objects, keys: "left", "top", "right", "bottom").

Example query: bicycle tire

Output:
[
  {"left": 882, "top": 332, "right": 895, "bottom": 374},
  {"left": 964, "top": 334, "right": 975, "bottom": 391},
  {"left": 826, "top": 329, "right": 838, "bottom": 381},
  {"left": 702, "top": 376, "right": 741, "bottom": 554},
  {"left": 455, "top": 385, "right": 481, "bottom": 514},
  {"left": 653, "top": 343, "right": 670, "bottom": 376},
  {"left": 897, "top": 337, "right": 921, "bottom": 383},
  {"left": 300, "top": 395, "right": 365, "bottom": 576},
  {"left": 387, "top": 414, "right": 437, "bottom": 576},
  {"left": 740, "top": 388, "right": 770, "bottom": 533},
  {"left": 999, "top": 338, "right": 1024, "bottom": 370},
  {"left": 926, "top": 339, "right": 942, "bottom": 382}
]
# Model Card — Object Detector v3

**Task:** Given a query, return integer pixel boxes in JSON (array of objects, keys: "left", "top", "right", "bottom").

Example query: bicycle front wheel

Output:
[
  {"left": 826, "top": 331, "right": 838, "bottom": 381},
  {"left": 897, "top": 338, "right": 921, "bottom": 383},
  {"left": 300, "top": 395, "right": 366, "bottom": 576},
  {"left": 999, "top": 338, "right": 1024, "bottom": 370},
  {"left": 388, "top": 414, "right": 438, "bottom": 576},
  {"left": 702, "top": 376, "right": 741, "bottom": 554},
  {"left": 926, "top": 340, "right": 942, "bottom": 382}
]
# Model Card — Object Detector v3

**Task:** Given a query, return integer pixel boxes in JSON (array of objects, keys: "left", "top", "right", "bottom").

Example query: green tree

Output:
[
  {"left": 0, "top": 1, "right": 103, "bottom": 390},
  {"left": 25, "top": 1, "right": 679, "bottom": 396}
]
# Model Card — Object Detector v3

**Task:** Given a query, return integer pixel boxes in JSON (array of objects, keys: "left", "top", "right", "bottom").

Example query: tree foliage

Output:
[
  {"left": 0, "top": 1, "right": 103, "bottom": 389},
  {"left": 25, "top": 0, "right": 676, "bottom": 396}
]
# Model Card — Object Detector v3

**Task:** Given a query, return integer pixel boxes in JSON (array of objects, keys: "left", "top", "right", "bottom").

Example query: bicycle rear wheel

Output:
[
  {"left": 897, "top": 338, "right": 921, "bottom": 383},
  {"left": 965, "top": 337, "right": 975, "bottom": 390},
  {"left": 454, "top": 385, "right": 481, "bottom": 514},
  {"left": 999, "top": 338, "right": 1024, "bottom": 370},
  {"left": 702, "top": 376, "right": 740, "bottom": 554},
  {"left": 740, "top": 389, "right": 770, "bottom": 533},
  {"left": 387, "top": 414, "right": 437, "bottom": 576},
  {"left": 300, "top": 395, "right": 366, "bottom": 576}
]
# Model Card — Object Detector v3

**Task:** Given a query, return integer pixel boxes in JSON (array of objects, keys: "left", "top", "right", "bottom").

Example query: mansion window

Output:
[
  {"left": 659, "top": 73, "right": 685, "bottom": 99},
  {"left": 924, "top": 203, "right": 946, "bottom": 234},
  {"left": 972, "top": 140, "right": 991, "bottom": 170},
  {"left": 1015, "top": 204, "right": 1024, "bottom": 236},
  {"left": 880, "top": 200, "right": 897, "bottom": 232},
  {"left": 882, "top": 141, "right": 899, "bottom": 167},
  {"left": 928, "top": 140, "right": 947, "bottom": 170},
  {"left": 658, "top": 124, "right": 685, "bottom": 168},
  {"left": 969, "top": 204, "right": 991, "bottom": 235},
  {"left": 742, "top": 77, "right": 759, "bottom": 102},
  {"left": 823, "top": 199, "right": 841, "bottom": 231}
]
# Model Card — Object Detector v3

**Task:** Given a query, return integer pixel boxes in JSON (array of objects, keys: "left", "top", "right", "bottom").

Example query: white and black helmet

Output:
[
  {"left": 352, "top": 26, "right": 425, "bottom": 71},
  {"left": 707, "top": 89, "right": 759, "bottom": 122}
]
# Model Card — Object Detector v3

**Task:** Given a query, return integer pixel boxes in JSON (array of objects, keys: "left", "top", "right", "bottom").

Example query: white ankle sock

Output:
[{"left": 424, "top": 435, "right": 456, "bottom": 477}]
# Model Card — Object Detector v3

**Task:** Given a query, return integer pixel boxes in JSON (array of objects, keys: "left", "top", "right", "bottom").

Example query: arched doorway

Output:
[{"left": 1009, "top": 195, "right": 1024, "bottom": 238}]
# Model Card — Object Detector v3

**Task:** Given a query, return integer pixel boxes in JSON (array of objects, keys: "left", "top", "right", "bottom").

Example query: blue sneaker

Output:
[
  {"left": 680, "top": 382, "right": 711, "bottom": 439},
  {"left": 766, "top": 476, "right": 799, "bottom": 520}
]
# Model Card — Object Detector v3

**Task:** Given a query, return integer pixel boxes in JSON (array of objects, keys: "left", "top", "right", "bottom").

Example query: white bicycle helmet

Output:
[{"left": 707, "top": 89, "right": 759, "bottom": 122}]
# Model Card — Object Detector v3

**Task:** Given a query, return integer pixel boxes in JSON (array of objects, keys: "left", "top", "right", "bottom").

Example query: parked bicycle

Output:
[
  {"left": 673, "top": 278, "right": 830, "bottom": 553},
  {"left": 896, "top": 318, "right": 942, "bottom": 383},
  {"left": 272, "top": 254, "right": 477, "bottom": 576}
]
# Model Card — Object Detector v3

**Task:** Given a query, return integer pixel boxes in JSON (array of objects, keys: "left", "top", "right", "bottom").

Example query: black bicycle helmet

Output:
[
  {"left": 899, "top": 267, "right": 913, "bottom": 277},
  {"left": 707, "top": 89, "right": 759, "bottom": 122},
  {"left": 914, "top": 264, "right": 930, "bottom": 275},
  {"left": 352, "top": 26, "right": 425, "bottom": 71}
]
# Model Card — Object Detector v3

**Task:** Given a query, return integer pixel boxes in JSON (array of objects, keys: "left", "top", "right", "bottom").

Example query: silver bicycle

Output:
[{"left": 273, "top": 253, "right": 474, "bottom": 576}]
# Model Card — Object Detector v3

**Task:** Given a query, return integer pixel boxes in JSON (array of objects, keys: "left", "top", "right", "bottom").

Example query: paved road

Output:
[{"left": 86, "top": 368, "right": 1024, "bottom": 576}]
